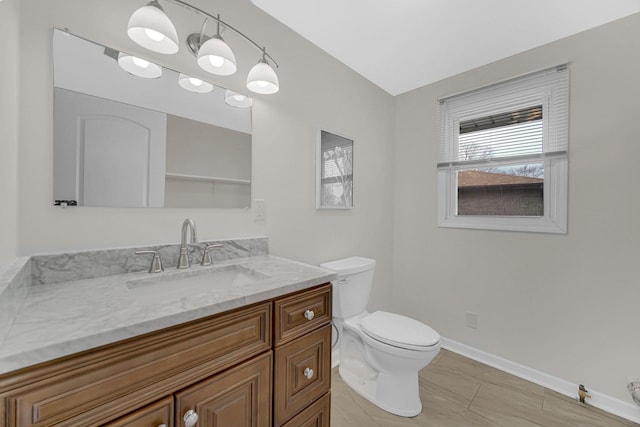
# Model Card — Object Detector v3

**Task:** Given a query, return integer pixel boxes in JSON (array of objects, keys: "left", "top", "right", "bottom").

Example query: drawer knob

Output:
[
  {"left": 158, "top": 424, "right": 168, "bottom": 427},
  {"left": 183, "top": 409, "right": 199, "bottom": 427},
  {"left": 304, "top": 309, "right": 315, "bottom": 321},
  {"left": 303, "top": 367, "right": 314, "bottom": 379}
]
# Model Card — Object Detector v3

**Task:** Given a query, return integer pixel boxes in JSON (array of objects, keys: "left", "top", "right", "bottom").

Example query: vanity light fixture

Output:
[
  {"left": 246, "top": 48, "right": 280, "bottom": 95},
  {"left": 127, "top": 0, "right": 280, "bottom": 94},
  {"left": 127, "top": 1, "right": 179, "bottom": 54},
  {"left": 225, "top": 90, "right": 253, "bottom": 108},
  {"left": 195, "top": 16, "right": 237, "bottom": 76},
  {"left": 178, "top": 73, "right": 214, "bottom": 93},
  {"left": 117, "top": 52, "right": 163, "bottom": 78}
]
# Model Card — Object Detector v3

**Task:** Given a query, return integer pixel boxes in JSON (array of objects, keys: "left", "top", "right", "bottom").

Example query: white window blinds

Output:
[
  {"left": 438, "top": 64, "right": 569, "bottom": 166},
  {"left": 459, "top": 118, "right": 543, "bottom": 162}
]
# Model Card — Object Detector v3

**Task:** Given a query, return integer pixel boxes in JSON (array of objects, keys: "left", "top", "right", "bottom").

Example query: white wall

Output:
[
  {"left": 0, "top": 0, "right": 20, "bottom": 265},
  {"left": 393, "top": 13, "right": 640, "bottom": 404},
  {"left": 17, "top": 0, "right": 395, "bottom": 309}
]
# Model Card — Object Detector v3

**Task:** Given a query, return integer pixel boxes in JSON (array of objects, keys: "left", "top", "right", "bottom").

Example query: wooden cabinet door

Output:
[
  {"left": 274, "top": 325, "right": 331, "bottom": 426},
  {"left": 175, "top": 352, "right": 272, "bottom": 427},
  {"left": 280, "top": 392, "right": 330, "bottom": 427},
  {"left": 102, "top": 397, "right": 173, "bottom": 427}
]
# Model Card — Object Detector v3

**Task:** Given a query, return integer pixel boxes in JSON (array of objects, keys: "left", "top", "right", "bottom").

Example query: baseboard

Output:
[{"left": 441, "top": 337, "right": 640, "bottom": 424}]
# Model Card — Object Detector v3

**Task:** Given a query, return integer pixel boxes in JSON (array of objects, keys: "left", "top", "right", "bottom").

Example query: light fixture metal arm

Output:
[{"left": 166, "top": 0, "right": 279, "bottom": 67}]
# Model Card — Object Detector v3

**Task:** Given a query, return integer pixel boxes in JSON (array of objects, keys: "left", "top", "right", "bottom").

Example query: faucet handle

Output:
[
  {"left": 201, "top": 244, "right": 223, "bottom": 266},
  {"left": 135, "top": 250, "right": 164, "bottom": 273}
]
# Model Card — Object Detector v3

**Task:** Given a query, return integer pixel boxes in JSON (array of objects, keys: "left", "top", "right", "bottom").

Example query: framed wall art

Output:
[{"left": 316, "top": 130, "right": 353, "bottom": 209}]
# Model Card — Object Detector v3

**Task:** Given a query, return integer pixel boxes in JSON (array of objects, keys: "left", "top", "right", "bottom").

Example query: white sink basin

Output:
[{"left": 126, "top": 264, "right": 270, "bottom": 302}]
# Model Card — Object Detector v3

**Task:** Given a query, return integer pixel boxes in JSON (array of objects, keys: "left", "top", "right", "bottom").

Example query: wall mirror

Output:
[
  {"left": 316, "top": 130, "right": 353, "bottom": 209},
  {"left": 52, "top": 29, "right": 252, "bottom": 208}
]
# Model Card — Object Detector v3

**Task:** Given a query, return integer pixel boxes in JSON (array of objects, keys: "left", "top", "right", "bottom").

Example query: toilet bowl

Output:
[{"left": 320, "top": 257, "right": 441, "bottom": 417}]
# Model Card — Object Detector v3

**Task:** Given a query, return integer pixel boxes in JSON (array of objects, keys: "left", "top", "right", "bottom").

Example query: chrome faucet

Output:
[{"left": 177, "top": 218, "right": 198, "bottom": 269}]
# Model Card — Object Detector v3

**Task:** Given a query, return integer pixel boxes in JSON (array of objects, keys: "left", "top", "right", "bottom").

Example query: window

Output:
[
  {"left": 317, "top": 130, "right": 353, "bottom": 208},
  {"left": 437, "top": 65, "right": 569, "bottom": 233}
]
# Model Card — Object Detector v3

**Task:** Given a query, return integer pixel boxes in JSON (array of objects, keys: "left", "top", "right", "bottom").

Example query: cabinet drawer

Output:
[
  {"left": 280, "top": 392, "right": 330, "bottom": 427},
  {"left": 102, "top": 396, "right": 173, "bottom": 427},
  {"left": 274, "top": 284, "right": 331, "bottom": 346},
  {"left": 175, "top": 351, "right": 272, "bottom": 427},
  {"left": 274, "top": 325, "right": 331, "bottom": 426},
  {"left": 0, "top": 302, "right": 271, "bottom": 427}
]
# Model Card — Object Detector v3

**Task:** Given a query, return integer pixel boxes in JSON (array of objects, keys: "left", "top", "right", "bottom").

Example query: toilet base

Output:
[{"left": 339, "top": 361, "right": 422, "bottom": 417}]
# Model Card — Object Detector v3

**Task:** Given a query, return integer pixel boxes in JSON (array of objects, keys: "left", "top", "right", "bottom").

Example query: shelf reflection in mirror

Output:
[{"left": 52, "top": 28, "right": 252, "bottom": 208}]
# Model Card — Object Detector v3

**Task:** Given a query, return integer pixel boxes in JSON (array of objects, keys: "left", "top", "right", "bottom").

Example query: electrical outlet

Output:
[
  {"left": 254, "top": 199, "right": 265, "bottom": 221},
  {"left": 465, "top": 311, "right": 478, "bottom": 329}
]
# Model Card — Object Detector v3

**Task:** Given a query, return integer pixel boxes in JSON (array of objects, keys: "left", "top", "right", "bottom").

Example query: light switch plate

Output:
[{"left": 254, "top": 199, "right": 265, "bottom": 221}]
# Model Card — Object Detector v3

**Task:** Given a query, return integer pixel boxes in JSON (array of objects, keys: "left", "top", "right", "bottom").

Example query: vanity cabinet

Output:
[
  {"left": 273, "top": 285, "right": 332, "bottom": 427},
  {"left": 0, "top": 283, "right": 331, "bottom": 427}
]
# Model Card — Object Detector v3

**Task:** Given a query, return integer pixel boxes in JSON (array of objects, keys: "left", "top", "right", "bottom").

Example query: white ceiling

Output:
[{"left": 250, "top": 0, "right": 640, "bottom": 95}]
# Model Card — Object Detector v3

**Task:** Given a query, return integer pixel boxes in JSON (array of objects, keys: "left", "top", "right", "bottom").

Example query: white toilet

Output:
[{"left": 321, "top": 256, "right": 440, "bottom": 417}]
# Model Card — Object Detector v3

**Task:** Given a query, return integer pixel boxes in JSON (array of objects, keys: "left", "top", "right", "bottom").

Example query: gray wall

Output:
[
  {"left": 393, "top": 13, "right": 640, "bottom": 403},
  {"left": 0, "top": 0, "right": 20, "bottom": 265},
  {"left": 14, "top": 0, "right": 395, "bottom": 311},
  {"left": 165, "top": 115, "right": 251, "bottom": 182},
  {"left": 165, "top": 114, "right": 251, "bottom": 208}
]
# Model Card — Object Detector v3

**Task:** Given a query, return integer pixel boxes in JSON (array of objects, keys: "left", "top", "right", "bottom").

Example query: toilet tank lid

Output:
[
  {"left": 320, "top": 257, "right": 376, "bottom": 275},
  {"left": 361, "top": 311, "right": 440, "bottom": 349}
]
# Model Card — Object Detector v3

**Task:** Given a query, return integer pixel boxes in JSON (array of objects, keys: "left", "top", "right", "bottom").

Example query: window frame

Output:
[{"left": 437, "top": 65, "right": 569, "bottom": 234}]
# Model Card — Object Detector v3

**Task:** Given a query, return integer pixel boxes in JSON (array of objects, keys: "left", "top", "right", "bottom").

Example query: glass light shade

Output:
[
  {"left": 117, "top": 53, "right": 163, "bottom": 78},
  {"left": 197, "top": 36, "right": 237, "bottom": 76},
  {"left": 127, "top": 2, "right": 179, "bottom": 54},
  {"left": 246, "top": 61, "right": 279, "bottom": 94},
  {"left": 178, "top": 73, "right": 214, "bottom": 93},
  {"left": 225, "top": 90, "right": 253, "bottom": 108}
]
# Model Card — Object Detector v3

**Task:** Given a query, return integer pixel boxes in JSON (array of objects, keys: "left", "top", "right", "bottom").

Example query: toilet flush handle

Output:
[
  {"left": 335, "top": 277, "right": 351, "bottom": 285},
  {"left": 304, "top": 310, "right": 315, "bottom": 321}
]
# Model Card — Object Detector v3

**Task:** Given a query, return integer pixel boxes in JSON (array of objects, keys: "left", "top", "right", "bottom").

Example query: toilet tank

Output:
[{"left": 320, "top": 257, "right": 376, "bottom": 319}]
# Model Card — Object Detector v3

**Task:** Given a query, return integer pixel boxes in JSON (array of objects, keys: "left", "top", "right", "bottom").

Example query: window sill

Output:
[{"left": 438, "top": 214, "right": 567, "bottom": 234}]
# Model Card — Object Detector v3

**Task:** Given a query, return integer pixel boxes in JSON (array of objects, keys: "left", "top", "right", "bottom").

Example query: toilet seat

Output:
[{"left": 361, "top": 311, "right": 440, "bottom": 351}]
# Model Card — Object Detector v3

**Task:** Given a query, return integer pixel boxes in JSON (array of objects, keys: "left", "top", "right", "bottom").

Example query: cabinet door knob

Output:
[
  {"left": 158, "top": 424, "right": 168, "bottom": 427},
  {"left": 183, "top": 409, "right": 199, "bottom": 427},
  {"left": 303, "top": 367, "right": 314, "bottom": 379},
  {"left": 304, "top": 309, "right": 315, "bottom": 321}
]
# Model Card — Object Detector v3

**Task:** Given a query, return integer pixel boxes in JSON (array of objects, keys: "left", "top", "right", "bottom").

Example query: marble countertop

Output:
[{"left": 0, "top": 255, "right": 336, "bottom": 375}]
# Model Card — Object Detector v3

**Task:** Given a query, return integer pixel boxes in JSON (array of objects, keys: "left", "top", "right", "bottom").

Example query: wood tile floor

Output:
[{"left": 330, "top": 349, "right": 639, "bottom": 427}]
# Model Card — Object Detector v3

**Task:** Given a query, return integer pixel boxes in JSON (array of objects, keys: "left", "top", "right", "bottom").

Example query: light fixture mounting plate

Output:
[{"left": 186, "top": 33, "right": 211, "bottom": 57}]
